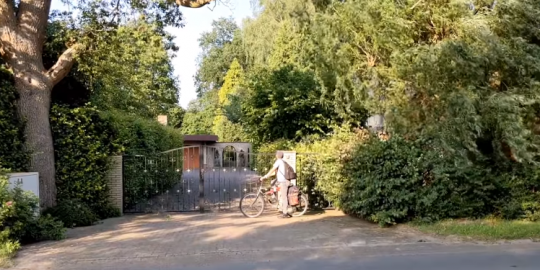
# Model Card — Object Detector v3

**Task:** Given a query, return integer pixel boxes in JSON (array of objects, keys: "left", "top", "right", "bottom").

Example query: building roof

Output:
[{"left": 183, "top": 135, "right": 219, "bottom": 142}]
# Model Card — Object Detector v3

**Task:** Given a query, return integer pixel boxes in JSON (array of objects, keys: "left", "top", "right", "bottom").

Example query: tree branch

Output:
[
  {"left": 0, "top": 0, "right": 17, "bottom": 59},
  {"left": 176, "top": 0, "right": 215, "bottom": 8},
  {"left": 46, "top": 44, "right": 82, "bottom": 85}
]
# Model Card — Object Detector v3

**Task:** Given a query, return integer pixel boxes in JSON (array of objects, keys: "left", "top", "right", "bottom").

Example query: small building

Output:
[{"left": 182, "top": 135, "right": 252, "bottom": 170}]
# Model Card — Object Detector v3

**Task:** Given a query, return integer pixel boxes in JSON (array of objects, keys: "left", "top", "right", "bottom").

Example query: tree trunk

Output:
[{"left": 14, "top": 71, "right": 57, "bottom": 208}]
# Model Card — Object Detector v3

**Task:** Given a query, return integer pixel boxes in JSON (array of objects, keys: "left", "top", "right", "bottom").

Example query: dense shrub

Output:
[
  {"left": 0, "top": 168, "right": 65, "bottom": 263},
  {"left": 21, "top": 214, "right": 66, "bottom": 243},
  {"left": 3, "top": 185, "right": 65, "bottom": 244},
  {"left": 496, "top": 164, "right": 540, "bottom": 220},
  {"left": 0, "top": 168, "right": 20, "bottom": 263},
  {"left": 51, "top": 105, "right": 121, "bottom": 218},
  {"left": 338, "top": 134, "right": 540, "bottom": 226},
  {"left": 100, "top": 110, "right": 183, "bottom": 154},
  {"left": 341, "top": 137, "right": 427, "bottom": 225},
  {"left": 43, "top": 199, "right": 99, "bottom": 228},
  {"left": 294, "top": 127, "right": 370, "bottom": 208},
  {"left": 0, "top": 66, "right": 28, "bottom": 171}
]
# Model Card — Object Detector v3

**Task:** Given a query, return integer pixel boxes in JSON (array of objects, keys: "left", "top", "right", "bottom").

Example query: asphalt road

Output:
[
  {"left": 103, "top": 244, "right": 540, "bottom": 270},
  {"left": 176, "top": 254, "right": 534, "bottom": 270},
  {"left": 149, "top": 252, "right": 537, "bottom": 270}
]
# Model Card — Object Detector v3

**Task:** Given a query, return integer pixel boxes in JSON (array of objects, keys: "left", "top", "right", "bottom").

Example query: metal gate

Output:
[
  {"left": 122, "top": 146, "right": 269, "bottom": 213},
  {"left": 122, "top": 146, "right": 331, "bottom": 213},
  {"left": 122, "top": 146, "right": 201, "bottom": 213}
]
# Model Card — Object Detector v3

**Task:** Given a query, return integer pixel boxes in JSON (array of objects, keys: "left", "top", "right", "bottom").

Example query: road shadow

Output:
[{"left": 11, "top": 210, "right": 485, "bottom": 270}]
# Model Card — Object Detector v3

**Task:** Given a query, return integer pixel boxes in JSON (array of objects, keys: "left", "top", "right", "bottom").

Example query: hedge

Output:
[
  {"left": 50, "top": 105, "right": 120, "bottom": 219},
  {"left": 0, "top": 67, "right": 28, "bottom": 171},
  {"left": 100, "top": 110, "right": 183, "bottom": 154}
]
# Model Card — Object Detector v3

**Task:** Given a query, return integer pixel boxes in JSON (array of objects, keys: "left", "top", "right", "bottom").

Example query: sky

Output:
[{"left": 50, "top": 0, "right": 254, "bottom": 108}]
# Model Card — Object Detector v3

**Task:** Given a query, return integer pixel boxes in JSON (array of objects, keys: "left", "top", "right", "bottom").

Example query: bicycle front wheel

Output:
[{"left": 240, "top": 193, "right": 265, "bottom": 218}]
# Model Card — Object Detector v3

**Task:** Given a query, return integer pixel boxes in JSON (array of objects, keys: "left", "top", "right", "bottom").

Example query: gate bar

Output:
[{"left": 199, "top": 144, "right": 205, "bottom": 213}]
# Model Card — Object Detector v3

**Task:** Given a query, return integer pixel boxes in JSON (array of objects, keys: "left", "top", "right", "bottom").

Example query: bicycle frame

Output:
[{"left": 249, "top": 181, "right": 270, "bottom": 208}]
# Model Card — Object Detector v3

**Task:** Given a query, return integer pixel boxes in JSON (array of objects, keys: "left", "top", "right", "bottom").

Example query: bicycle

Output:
[{"left": 239, "top": 179, "right": 308, "bottom": 218}]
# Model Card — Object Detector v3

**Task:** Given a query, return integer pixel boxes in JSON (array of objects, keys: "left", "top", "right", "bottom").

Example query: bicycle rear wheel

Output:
[
  {"left": 292, "top": 194, "right": 308, "bottom": 217},
  {"left": 240, "top": 193, "right": 265, "bottom": 218}
]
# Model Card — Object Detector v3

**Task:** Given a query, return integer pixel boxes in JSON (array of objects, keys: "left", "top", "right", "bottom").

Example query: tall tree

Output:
[
  {"left": 81, "top": 20, "right": 180, "bottom": 118},
  {"left": 242, "top": 66, "right": 336, "bottom": 143},
  {"left": 212, "top": 58, "right": 247, "bottom": 142},
  {"left": 194, "top": 17, "right": 245, "bottom": 96},
  {"left": 0, "top": 0, "right": 215, "bottom": 207}
]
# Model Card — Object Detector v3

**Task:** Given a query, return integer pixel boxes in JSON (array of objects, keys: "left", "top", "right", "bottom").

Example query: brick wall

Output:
[{"left": 106, "top": 156, "right": 123, "bottom": 214}]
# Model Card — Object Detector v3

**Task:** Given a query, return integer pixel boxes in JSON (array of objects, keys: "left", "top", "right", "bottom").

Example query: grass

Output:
[{"left": 413, "top": 218, "right": 540, "bottom": 241}]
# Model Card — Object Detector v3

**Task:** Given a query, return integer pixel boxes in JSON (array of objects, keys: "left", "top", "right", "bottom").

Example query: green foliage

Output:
[
  {"left": 181, "top": 90, "right": 218, "bottom": 135},
  {"left": 242, "top": 66, "right": 336, "bottom": 143},
  {"left": 212, "top": 116, "right": 247, "bottom": 142},
  {"left": 0, "top": 169, "right": 20, "bottom": 264},
  {"left": 213, "top": 59, "right": 248, "bottom": 142},
  {"left": 195, "top": 18, "right": 246, "bottom": 96},
  {"left": 43, "top": 199, "right": 99, "bottom": 228},
  {"left": 522, "top": 202, "right": 540, "bottom": 222},
  {"left": 187, "top": 18, "right": 249, "bottom": 137},
  {"left": 22, "top": 214, "right": 66, "bottom": 242},
  {"left": 0, "top": 235, "right": 19, "bottom": 266},
  {"left": 101, "top": 110, "right": 183, "bottom": 154},
  {"left": 337, "top": 135, "right": 540, "bottom": 226},
  {"left": 46, "top": 6, "right": 181, "bottom": 116},
  {"left": 0, "top": 65, "right": 29, "bottom": 171},
  {"left": 229, "top": 0, "right": 540, "bottom": 228},
  {"left": 256, "top": 127, "right": 369, "bottom": 209},
  {"left": 341, "top": 137, "right": 426, "bottom": 226},
  {"left": 0, "top": 168, "right": 65, "bottom": 253},
  {"left": 243, "top": 0, "right": 317, "bottom": 69},
  {"left": 51, "top": 105, "right": 120, "bottom": 217},
  {"left": 294, "top": 126, "right": 370, "bottom": 208},
  {"left": 218, "top": 59, "right": 244, "bottom": 106},
  {"left": 78, "top": 19, "right": 180, "bottom": 118},
  {"left": 168, "top": 106, "right": 186, "bottom": 129}
]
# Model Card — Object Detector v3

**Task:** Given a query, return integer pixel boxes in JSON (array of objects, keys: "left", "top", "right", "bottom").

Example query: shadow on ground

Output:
[{"left": 11, "top": 209, "right": 539, "bottom": 270}]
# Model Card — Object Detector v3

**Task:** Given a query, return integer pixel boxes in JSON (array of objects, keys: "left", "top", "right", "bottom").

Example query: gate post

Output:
[
  {"left": 106, "top": 156, "right": 123, "bottom": 215},
  {"left": 199, "top": 145, "right": 205, "bottom": 213}
]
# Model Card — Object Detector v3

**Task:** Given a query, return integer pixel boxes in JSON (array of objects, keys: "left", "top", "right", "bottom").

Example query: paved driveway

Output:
[{"left": 11, "top": 210, "right": 540, "bottom": 270}]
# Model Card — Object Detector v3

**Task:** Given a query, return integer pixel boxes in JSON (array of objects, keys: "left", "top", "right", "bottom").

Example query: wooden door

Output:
[{"left": 183, "top": 147, "right": 200, "bottom": 170}]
